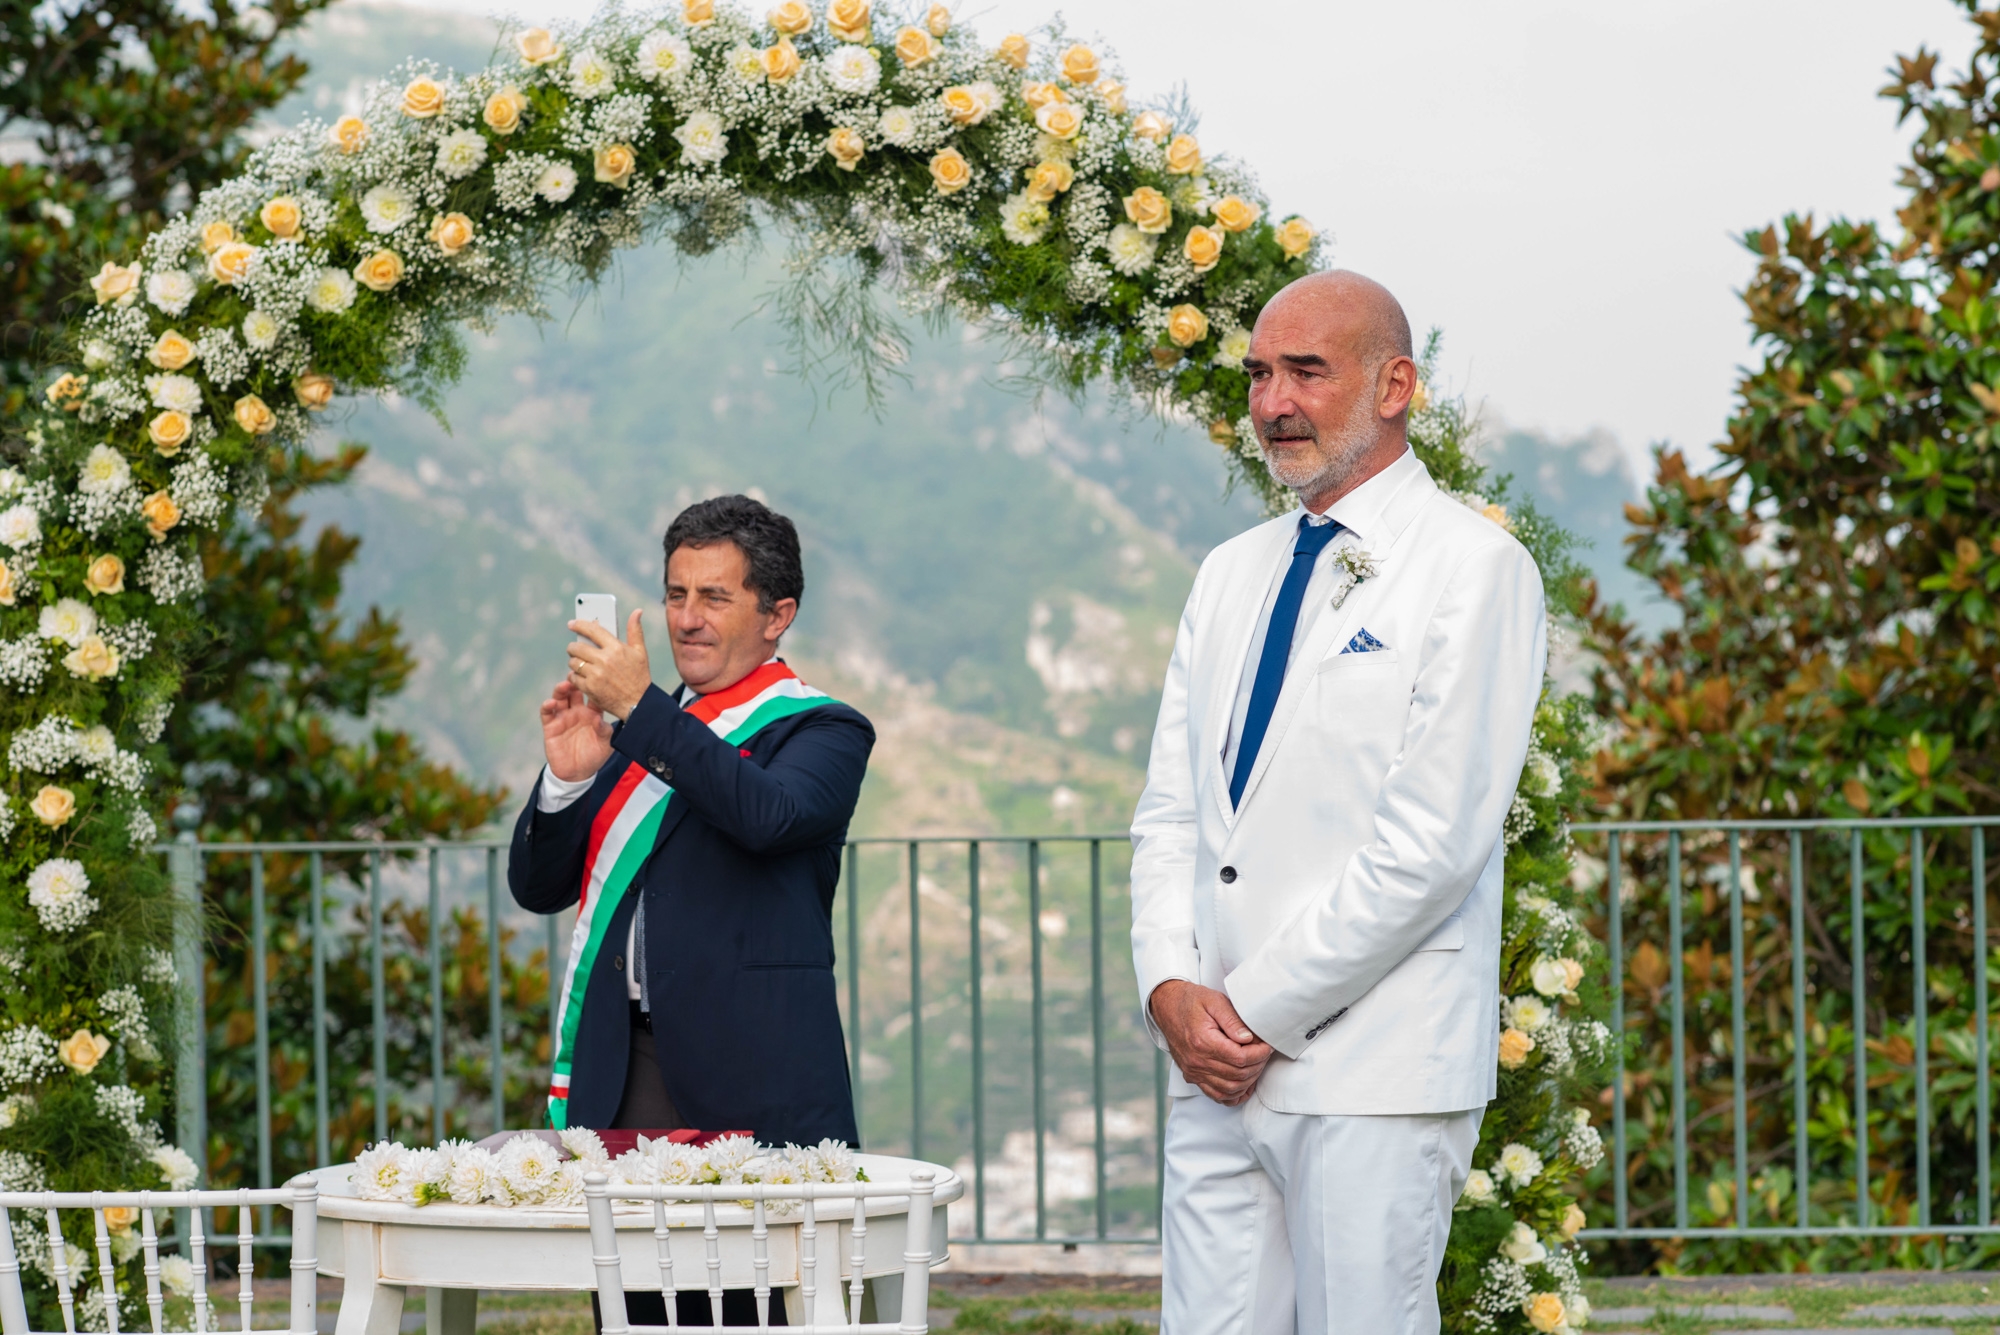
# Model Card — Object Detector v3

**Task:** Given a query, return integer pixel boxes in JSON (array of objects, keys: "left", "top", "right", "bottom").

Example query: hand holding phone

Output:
[{"left": 574, "top": 593, "right": 618, "bottom": 642}]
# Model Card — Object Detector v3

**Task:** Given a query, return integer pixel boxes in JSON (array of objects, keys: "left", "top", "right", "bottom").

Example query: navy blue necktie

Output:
[{"left": 1229, "top": 516, "right": 1343, "bottom": 808}]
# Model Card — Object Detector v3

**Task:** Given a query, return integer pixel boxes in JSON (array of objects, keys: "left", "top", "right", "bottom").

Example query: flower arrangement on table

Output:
[{"left": 351, "top": 1129, "right": 863, "bottom": 1210}]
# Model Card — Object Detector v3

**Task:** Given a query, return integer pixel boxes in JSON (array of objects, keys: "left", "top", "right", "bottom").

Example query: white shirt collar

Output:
[{"left": 1303, "top": 447, "right": 1421, "bottom": 543}]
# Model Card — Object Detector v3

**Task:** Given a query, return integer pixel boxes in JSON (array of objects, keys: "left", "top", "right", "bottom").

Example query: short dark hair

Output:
[{"left": 663, "top": 495, "right": 804, "bottom": 613}]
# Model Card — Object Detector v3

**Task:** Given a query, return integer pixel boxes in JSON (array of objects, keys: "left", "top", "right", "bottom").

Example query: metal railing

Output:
[{"left": 164, "top": 816, "right": 1999, "bottom": 1252}]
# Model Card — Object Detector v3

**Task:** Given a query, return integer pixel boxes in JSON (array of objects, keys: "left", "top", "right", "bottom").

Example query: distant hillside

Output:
[{"left": 277, "top": 4, "right": 1657, "bottom": 835}]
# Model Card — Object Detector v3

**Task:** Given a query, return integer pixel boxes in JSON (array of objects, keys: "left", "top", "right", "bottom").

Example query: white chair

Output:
[
  {"left": 582, "top": 1170, "right": 937, "bottom": 1334},
  {"left": 0, "top": 1176, "right": 318, "bottom": 1335}
]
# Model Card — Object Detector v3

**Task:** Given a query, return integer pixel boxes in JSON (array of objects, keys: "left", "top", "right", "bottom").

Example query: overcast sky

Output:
[{"left": 391, "top": 0, "right": 1976, "bottom": 475}]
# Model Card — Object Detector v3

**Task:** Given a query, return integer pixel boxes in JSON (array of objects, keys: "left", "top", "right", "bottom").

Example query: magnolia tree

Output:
[{"left": 7, "top": 2, "right": 1603, "bottom": 1328}]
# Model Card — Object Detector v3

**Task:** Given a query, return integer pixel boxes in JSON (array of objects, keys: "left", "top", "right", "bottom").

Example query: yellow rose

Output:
[
  {"left": 826, "top": 0, "right": 870, "bottom": 41},
  {"left": 148, "top": 410, "right": 193, "bottom": 455},
  {"left": 515, "top": 27, "right": 562, "bottom": 65},
  {"left": 484, "top": 87, "right": 526, "bottom": 134},
  {"left": 354, "top": 249, "right": 405, "bottom": 293},
  {"left": 594, "top": 144, "right": 637, "bottom": 188},
  {"left": 1166, "top": 303, "right": 1209, "bottom": 348},
  {"left": 142, "top": 490, "right": 181, "bottom": 541},
  {"left": 62, "top": 640, "right": 117, "bottom": 686},
  {"left": 1035, "top": 101, "right": 1083, "bottom": 141},
  {"left": 1123, "top": 186, "right": 1171, "bottom": 235},
  {"left": 1524, "top": 1294, "right": 1567, "bottom": 1334},
  {"left": 260, "top": 196, "right": 302, "bottom": 239},
  {"left": 1559, "top": 1203, "right": 1586, "bottom": 1240},
  {"left": 102, "top": 1207, "right": 137, "bottom": 1236},
  {"left": 895, "top": 26, "right": 939, "bottom": 66},
  {"left": 199, "top": 220, "right": 237, "bottom": 254},
  {"left": 44, "top": 373, "right": 88, "bottom": 410},
  {"left": 208, "top": 240, "right": 256, "bottom": 285},
  {"left": 1275, "top": 216, "right": 1316, "bottom": 260},
  {"left": 1410, "top": 380, "right": 1431, "bottom": 414},
  {"left": 430, "top": 212, "right": 475, "bottom": 256},
  {"left": 941, "top": 85, "right": 984, "bottom": 125},
  {"left": 148, "top": 329, "right": 194, "bottom": 370},
  {"left": 402, "top": 76, "right": 446, "bottom": 118},
  {"left": 1208, "top": 419, "right": 1238, "bottom": 447},
  {"left": 996, "top": 33, "right": 1029, "bottom": 70},
  {"left": 684, "top": 0, "right": 715, "bottom": 24},
  {"left": 85, "top": 554, "right": 126, "bottom": 596},
  {"left": 0, "top": 559, "right": 15, "bottom": 607},
  {"left": 1024, "top": 159, "right": 1074, "bottom": 203},
  {"left": 59, "top": 1030, "right": 111, "bottom": 1075},
  {"left": 1482, "top": 502, "right": 1513, "bottom": 530},
  {"left": 1164, "top": 133, "right": 1201, "bottom": 175},
  {"left": 1096, "top": 80, "right": 1127, "bottom": 114},
  {"left": 761, "top": 38, "right": 802, "bottom": 82},
  {"left": 90, "top": 260, "right": 140, "bottom": 305},
  {"left": 330, "top": 116, "right": 368, "bottom": 154},
  {"left": 767, "top": 1, "right": 811, "bottom": 35},
  {"left": 925, "top": 3, "right": 950, "bottom": 36},
  {"left": 1559, "top": 957, "right": 1585, "bottom": 991},
  {"left": 928, "top": 147, "right": 971, "bottom": 193},
  {"left": 30, "top": 785, "right": 76, "bottom": 827},
  {"left": 1059, "top": 43, "right": 1099, "bottom": 85},
  {"left": 294, "top": 373, "right": 335, "bottom": 410},
  {"left": 1183, "top": 224, "right": 1224, "bottom": 273},
  {"left": 1211, "top": 195, "right": 1261, "bottom": 234},
  {"left": 1021, "top": 80, "right": 1066, "bottom": 110},
  {"left": 1131, "top": 110, "right": 1171, "bottom": 143},
  {"left": 826, "top": 127, "right": 866, "bottom": 172},
  {"left": 233, "top": 394, "right": 277, "bottom": 435},
  {"left": 1498, "top": 1027, "right": 1535, "bottom": 1069}
]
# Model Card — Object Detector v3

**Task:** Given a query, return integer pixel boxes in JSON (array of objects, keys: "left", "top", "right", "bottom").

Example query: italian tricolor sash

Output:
[{"left": 545, "top": 661, "right": 838, "bottom": 1129}]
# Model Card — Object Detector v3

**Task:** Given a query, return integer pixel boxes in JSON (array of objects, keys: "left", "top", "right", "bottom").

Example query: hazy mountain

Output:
[{"left": 277, "top": 5, "right": 1659, "bottom": 836}]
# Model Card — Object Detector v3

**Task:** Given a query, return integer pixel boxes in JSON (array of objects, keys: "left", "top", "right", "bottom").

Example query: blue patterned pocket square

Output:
[{"left": 1341, "top": 628, "right": 1387, "bottom": 654}]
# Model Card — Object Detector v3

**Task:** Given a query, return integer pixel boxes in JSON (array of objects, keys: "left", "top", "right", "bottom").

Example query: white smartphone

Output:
[{"left": 573, "top": 592, "right": 618, "bottom": 641}]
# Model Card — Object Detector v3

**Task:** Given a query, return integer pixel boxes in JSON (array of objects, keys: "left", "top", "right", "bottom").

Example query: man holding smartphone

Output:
[{"left": 508, "top": 495, "right": 873, "bottom": 1153}]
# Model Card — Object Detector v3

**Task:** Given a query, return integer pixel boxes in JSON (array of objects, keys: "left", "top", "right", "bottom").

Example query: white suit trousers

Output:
[{"left": 1161, "top": 1095, "right": 1482, "bottom": 1335}]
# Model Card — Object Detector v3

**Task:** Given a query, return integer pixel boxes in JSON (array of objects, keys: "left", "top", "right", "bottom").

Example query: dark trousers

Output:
[{"left": 593, "top": 1007, "right": 782, "bottom": 1328}]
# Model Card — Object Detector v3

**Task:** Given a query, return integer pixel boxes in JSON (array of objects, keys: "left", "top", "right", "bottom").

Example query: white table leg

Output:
[
  {"left": 334, "top": 1222, "right": 406, "bottom": 1335},
  {"left": 426, "top": 1289, "right": 477, "bottom": 1335}
]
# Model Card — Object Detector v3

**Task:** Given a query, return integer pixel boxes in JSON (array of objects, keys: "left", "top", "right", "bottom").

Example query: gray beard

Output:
[{"left": 1259, "top": 389, "right": 1383, "bottom": 507}]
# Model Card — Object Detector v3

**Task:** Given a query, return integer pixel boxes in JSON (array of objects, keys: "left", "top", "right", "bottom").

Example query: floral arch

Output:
[{"left": 4, "top": 3, "right": 1604, "bottom": 1331}]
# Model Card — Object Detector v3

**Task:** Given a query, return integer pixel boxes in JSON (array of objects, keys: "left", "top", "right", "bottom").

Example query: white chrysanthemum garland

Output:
[
  {"left": 351, "top": 1129, "right": 862, "bottom": 1214},
  {"left": 9, "top": 0, "right": 1321, "bottom": 1264}
]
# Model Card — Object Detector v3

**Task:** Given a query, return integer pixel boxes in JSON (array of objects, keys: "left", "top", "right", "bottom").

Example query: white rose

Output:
[
  {"left": 39, "top": 598, "right": 97, "bottom": 647},
  {"left": 78, "top": 724, "right": 117, "bottom": 763},
  {"left": 1495, "top": 1142, "right": 1545, "bottom": 1188},
  {"left": 1459, "top": 1169, "right": 1497, "bottom": 1207},
  {"left": 1531, "top": 958, "right": 1569, "bottom": 998},
  {"left": 877, "top": 106, "right": 917, "bottom": 146},
  {"left": 158, "top": 1255, "right": 194, "bottom": 1296},
  {"left": 1499, "top": 1220, "right": 1547, "bottom": 1265},
  {"left": 1214, "top": 327, "right": 1252, "bottom": 367},
  {"left": 146, "top": 269, "right": 196, "bottom": 317},
  {"left": 675, "top": 112, "right": 729, "bottom": 166},
  {"left": 434, "top": 129, "right": 490, "bottom": 180},
  {"left": 1506, "top": 994, "right": 1551, "bottom": 1032},
  {"left": 78, "top": 444, "right": 131, "bottom": 496},
  {"left": 83, "top": 340, "right": 116, "bottom": 369},
  {"left": 447, "top": 1148, "right": 501, "bottom": 1205},
  {"left": 243, "top": 310, "right": 281, "bottom": 351},
  {"left": 359, "top": 183, "right": 417, "bottom": 234},
  {"left": 637, "top": 30, "right": 692, "bottom": 81},
  {"left": 534, "top": 162, "right": 578, "bottom": 202},
  {"left": 307, "top": 267, "right": 357, "bottom": 313},
  {"left": 569, "top": 49, "right": 617, "bottom": 98},
  {"left": 152, "top": 1144, "right": 198, "bottom": 1190},
  {"left": 1569, "top": 1294, "right": 1592, "bottom": 1326},
  {"left": 1106, "top": 223, "right": 1158, "bottom": 276},
  {"left": 726, "top": 43, "right": 765, "bottom": 83},
  {"left": 0, "top": 503, "right": 41, "bottom": 551},
  {"left": 822, "top": 43, "right": 881, "bottom": 95},
  {"left": 147, "top": 372, "right": 202, "bottom": 414},
  {"left": 999, "top": 191, "right": 1049, "bottom": 245}
]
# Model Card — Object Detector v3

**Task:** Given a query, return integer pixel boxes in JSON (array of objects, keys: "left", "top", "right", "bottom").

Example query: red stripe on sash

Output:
[
  {"left": 685, "top": 660, "right": 797, "bottom": 724},
  {"left": 579, "top": 762, "right": 650, "bottom": 911}
]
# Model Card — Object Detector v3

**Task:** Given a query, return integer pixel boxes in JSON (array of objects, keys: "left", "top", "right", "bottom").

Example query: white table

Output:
[{"left": 309, "top": 1156, "right": 962, "bottom": 1334}]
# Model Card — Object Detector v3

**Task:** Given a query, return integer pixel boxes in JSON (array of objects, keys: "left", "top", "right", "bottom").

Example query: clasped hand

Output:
[
  {"left": 541, "top": 610, "right": 653, "bottom": 783},
  {"left": 1149, "top": 980, "right": 1272, "bottom": 1106}
]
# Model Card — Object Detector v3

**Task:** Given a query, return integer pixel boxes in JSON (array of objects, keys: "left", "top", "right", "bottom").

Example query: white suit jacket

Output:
[{"left": 1130, "top": 449, "right": 1546, "bottom": 1115}]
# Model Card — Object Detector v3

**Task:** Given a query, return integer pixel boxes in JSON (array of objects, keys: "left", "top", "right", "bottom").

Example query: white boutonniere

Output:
[{"left": 1329, "top": 546, "right": 1378, "bottom": 609}]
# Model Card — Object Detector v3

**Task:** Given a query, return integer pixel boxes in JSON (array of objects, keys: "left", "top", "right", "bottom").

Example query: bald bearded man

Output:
[{"left": 1130, "top": 272, "right": 1546, "bottom": 1334}]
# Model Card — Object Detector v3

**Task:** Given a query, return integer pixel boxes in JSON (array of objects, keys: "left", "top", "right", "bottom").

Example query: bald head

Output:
[{"left": 1242, "top": 269, "right": 1419, "bottom": 512}]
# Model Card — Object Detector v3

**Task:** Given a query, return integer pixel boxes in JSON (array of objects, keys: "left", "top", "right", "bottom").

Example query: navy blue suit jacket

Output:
[{"left": 508, "top": 677, "right": 872, "bottom": 1147}]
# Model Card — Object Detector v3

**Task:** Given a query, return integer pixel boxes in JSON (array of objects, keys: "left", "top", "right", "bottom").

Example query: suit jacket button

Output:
[
  {"left": 1219, "top": 866, "right": 1237, "bottom": 884},
  {"left": 650, "top": 759, "right": 672, "bottom": 781},
  {"left": 613, "top": 955, "right": 624, "bottom": 971}
]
